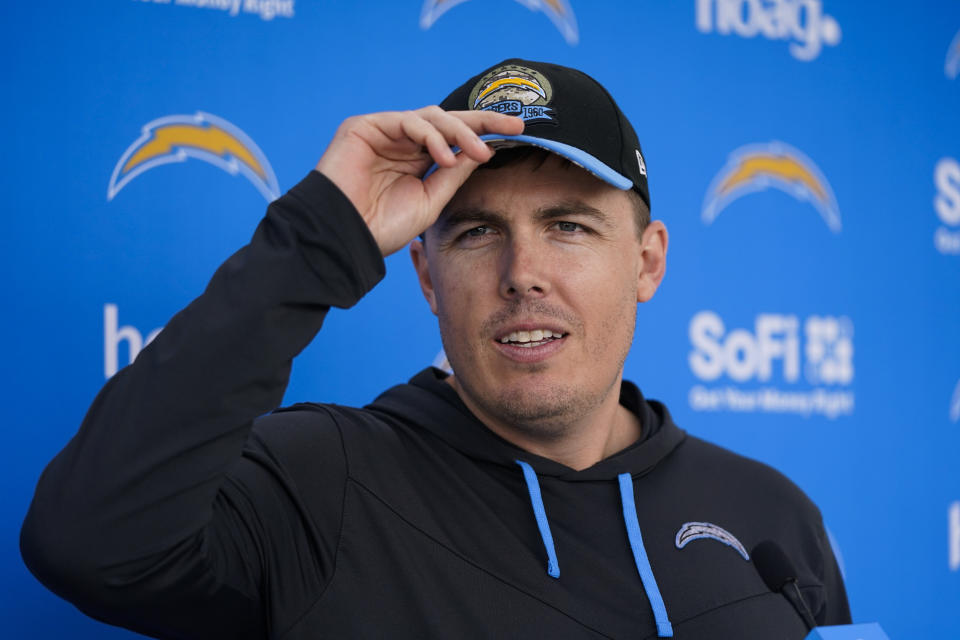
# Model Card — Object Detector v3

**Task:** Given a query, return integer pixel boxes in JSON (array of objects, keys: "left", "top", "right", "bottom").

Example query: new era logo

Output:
[{"left": 636, "top": 149, "right": 647, "bottom": 176}]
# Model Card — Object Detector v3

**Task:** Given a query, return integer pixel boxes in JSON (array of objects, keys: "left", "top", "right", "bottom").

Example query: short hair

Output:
[{"left": 420, "top": 147, "right": 651, "bottom": 244}]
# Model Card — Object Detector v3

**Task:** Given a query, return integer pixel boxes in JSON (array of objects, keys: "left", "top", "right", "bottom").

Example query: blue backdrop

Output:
[{"left": 3, "top": 1, "right": 959, "bottom": 637}]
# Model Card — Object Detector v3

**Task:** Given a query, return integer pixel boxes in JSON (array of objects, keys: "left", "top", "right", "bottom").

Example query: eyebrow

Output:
[
  {"left": 534, "top": 200, "right": 613, "bottom": 228},
  {"left": 436, "top": 199, "right": 614, "bottom": 235},
  {"left": 434, "top": 206, "right": 510, "bottom": 235}
]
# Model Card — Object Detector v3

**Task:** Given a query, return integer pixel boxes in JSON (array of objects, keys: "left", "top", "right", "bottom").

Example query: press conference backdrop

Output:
[{"left": 3, "top": 1, "right": 958, "bottom": 637}]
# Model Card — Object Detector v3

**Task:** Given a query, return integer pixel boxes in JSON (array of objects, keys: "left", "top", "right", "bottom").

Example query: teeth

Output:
[{"left": 498, "top": 329, "right": 561, "bottom": 344}]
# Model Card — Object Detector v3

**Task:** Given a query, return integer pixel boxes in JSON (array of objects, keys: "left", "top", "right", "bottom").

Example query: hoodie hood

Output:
[
  {"left": 369, "top": 367, "right": 686, "bottom": 636},
  {"left": 368, "top": 367, "right": 686, "bottom": 482}
]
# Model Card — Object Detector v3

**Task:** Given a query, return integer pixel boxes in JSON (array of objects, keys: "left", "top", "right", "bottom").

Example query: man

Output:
[{"left": 21, "top": 59, "right": 850, "bottom": 638}]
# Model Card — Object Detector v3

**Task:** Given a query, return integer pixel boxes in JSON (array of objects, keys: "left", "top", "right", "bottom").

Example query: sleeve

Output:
[{"left": 19, "top": 171, "right": 385, "bottom": 639}]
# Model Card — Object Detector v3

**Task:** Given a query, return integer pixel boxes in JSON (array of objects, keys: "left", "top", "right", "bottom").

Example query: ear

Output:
[
  {"left": 636, "top": 220, "right": 668, "bottom": 303},
  {"left": 409, "top": 238, "right": 439, "bottom": 315}
]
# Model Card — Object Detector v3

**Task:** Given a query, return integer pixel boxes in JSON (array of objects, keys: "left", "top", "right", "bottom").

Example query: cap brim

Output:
[
  {"left": 422, "top": 134, "right": 633, "bottom": 191},
  {"left": 478, "top": 134, "right": 633, "bottom": 190}
]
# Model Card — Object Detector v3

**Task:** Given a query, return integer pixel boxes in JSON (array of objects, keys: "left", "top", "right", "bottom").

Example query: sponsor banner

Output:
[
  {"left": 703, "top": 141, "right": 841, "bottom": 233},
  {"left": 688, "top": 311, "right": 854, "bottom": 419},
  {"left": 934, "top": 157, "right": 960, "bottom": 255},
  {"left": 694, "top": 0, "right": 841, "bottom": 61},
  {"left": 420, "top": 0, "right": 579, "bottom": 44},
  {"left": 134, "top": 0, "right": 295, "bottom": 21}
]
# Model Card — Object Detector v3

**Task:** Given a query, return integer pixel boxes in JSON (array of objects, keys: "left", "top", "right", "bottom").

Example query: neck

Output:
[{"left": 447, "top": 375, "right": 642, "bottom": 471}]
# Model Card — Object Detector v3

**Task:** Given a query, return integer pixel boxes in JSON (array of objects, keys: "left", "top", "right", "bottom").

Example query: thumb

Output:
[{"left": 421, "top": 152, "right": 484, "bottom": 217}]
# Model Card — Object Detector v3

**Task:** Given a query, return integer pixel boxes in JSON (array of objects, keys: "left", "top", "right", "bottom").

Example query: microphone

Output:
[{"left": 752, "top": 541, "right": 818, "bottom": 630}]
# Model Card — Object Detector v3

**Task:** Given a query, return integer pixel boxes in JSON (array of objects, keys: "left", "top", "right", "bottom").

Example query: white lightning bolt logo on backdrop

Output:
[
  {"left": 420, "top": 0, "right": 579, "bottom": 45},
  {"left": 945, "top": 28, "right": 960, "bottom": 80},
  {"left": 107, "top": 112, "right": 280, "bottom": 203}
]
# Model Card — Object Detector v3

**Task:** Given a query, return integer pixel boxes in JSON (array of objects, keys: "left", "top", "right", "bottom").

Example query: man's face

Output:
[{"left": 411, "top": 153, "right": 666, "bottom": 439}]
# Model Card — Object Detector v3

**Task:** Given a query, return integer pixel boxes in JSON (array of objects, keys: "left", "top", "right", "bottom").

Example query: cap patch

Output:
[{"left": 467, "top": 64, "right": 556, "bottom": 124}]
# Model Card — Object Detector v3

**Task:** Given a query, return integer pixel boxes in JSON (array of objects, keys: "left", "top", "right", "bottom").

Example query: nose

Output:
[{"left": 498, "top": 235, "right": 550, "bottom": 300}]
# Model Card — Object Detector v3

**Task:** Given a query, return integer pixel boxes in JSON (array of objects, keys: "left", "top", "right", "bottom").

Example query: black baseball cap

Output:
[{"left": 439, "top": 58, "right": 650, "bottom": 210}]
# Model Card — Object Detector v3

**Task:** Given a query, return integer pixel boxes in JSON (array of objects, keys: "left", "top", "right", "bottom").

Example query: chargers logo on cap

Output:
[
  {"left": 107, "top": 112, "right": 280, "bottom": 202},
  {"left": 946, "top": 28, "right": 960, "bottom": 80},
  {"left": 467, "top": 64, "right": 555, "bottom": 124},
  {"left": 420, "top": 0, "right": 578, "bottom": 45},
  {"left": 702, "top": 141, "right": 841, "bottom": 233}
]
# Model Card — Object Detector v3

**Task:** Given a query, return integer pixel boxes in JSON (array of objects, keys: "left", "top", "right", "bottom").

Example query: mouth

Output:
[{"left": 496, "top": 328, "right": 568, "bottom": 349}]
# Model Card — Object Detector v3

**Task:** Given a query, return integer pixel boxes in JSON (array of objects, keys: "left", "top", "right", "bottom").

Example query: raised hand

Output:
[{"left": 315, "top": 106, "right": 524, "bottom": 256}]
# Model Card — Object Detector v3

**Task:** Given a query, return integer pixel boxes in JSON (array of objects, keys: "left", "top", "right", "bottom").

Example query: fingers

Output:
[
  {"left": 399, "top": 107, "right": 492, "bottom": 166},
  {"left": 421, "top": 152, "right": 483, "bottom": 215},
  {"left": 417, "top": 107, "right": 525, "bottom": 162},
  {"left": 445, "top": 109, "right": 526, "bottom": 137},
  {"left": 405, "top": 106, "right": 526, "bottom": 220},
  {"left": 374, "top": 107, "right": 524, "bottom": 168},
  {"left": 399, "top": 113, "right": 459, "bottom": 167}
]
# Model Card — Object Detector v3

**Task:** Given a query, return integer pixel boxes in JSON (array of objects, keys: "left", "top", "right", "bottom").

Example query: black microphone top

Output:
[{"left": 752, "top": 540, "right": 798, "bottom": 592}]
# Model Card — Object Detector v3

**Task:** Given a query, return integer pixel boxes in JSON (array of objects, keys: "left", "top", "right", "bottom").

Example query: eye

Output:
[
  {"left": 465, "top": 226, "right": 490, "bottom": 237},
  {"left": 455, "top": 225, "right": 498, "bottom": 245},
  {"left": 555, "top": 221, "right": 584, "bottom": 233}
]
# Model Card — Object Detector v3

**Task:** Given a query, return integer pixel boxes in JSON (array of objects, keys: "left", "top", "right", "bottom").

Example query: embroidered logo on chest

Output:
[{"left": 675, "top": 521, "right": 750, "bottom": 561}]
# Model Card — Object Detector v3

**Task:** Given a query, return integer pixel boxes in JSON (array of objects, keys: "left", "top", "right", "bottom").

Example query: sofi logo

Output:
[
  {"left": 688, "top": 311, "right": 854, "bottom": 418},
  {"left": 934, "top": 157, "right": 960, "bottom": 255},
  {"left": 695, "top": 0, "right": 841, "bottom": 61}
]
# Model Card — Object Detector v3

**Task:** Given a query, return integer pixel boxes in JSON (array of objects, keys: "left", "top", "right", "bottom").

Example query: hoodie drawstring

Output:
[
  {"left": 514, "top": 461, "right": 673, "bottom": 637},
  {"left": 515, "top": 460, "right": 560, "bottom": 578},
  {"left": 618, "top": 472, "right": 674, "bottom": 637}
]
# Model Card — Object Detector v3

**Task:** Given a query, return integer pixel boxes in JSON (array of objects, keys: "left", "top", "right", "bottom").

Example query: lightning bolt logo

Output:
[
  {"left": 107, "top": 112, "right": 280, "bottom": 202},
  {"left": 474, "top": 77, "right": 547, "bottom": 108},
  {"left": 420, "top": 0, "right": 579, "bottom": 45},
  {"left": 675, "top": 522, "right": 750, "bottom": 561},
  {"left": 945, "top": 28, "right": 960, "bottom": 80},
  {"left": 702, "top": 141, "right": 841, "bottom": 233},
  {"left": 950, "top": 378, "right": 960, "bottom": 423}
]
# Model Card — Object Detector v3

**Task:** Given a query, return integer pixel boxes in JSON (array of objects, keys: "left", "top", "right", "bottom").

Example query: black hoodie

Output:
[{"left": 21, "top": 172, "right": 850, "bottom": 639}]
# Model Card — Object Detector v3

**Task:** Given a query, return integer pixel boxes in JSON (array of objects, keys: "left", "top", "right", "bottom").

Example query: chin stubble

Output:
[{"left": 439, "top": 294, "right": 636, "bottom": 439}]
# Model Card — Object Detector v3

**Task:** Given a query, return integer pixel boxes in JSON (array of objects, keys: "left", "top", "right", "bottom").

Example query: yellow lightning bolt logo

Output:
[
  {"left": 543, "top": 0, "right": 565, "bottom": 15},
  {"left": 702, "top": 142, "right": 841, "bottom": 232},
  {"left": 717, "top": 155, "right": 827, "bottom": 203},
  {"left": 474, "top": 77, "right": 547, "bottom": 108},
  {"left": 122, "top": 124, "right": 267, "bottom": 182},
  {"left": 108, "top": 112, "right": 280, "bottom": 202}
]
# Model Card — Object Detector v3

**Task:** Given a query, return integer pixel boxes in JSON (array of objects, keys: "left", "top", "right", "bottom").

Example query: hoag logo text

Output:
[{"left": 695, "top": 0, "right": 841, "bottom": 61}]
